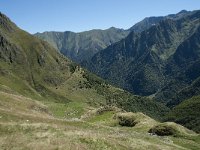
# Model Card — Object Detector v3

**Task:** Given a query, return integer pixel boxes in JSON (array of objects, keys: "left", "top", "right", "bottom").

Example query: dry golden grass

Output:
[{"left": 0, "top": 91, "right": 199, "bottom": 150}]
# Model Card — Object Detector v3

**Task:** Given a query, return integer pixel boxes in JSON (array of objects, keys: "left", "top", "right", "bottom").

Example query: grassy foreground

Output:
[{"left": 0, "top": 90, "right": 199, "bottom": 150}]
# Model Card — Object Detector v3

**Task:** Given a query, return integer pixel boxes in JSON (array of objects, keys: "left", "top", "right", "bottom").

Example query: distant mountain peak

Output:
[
  {"left": 178, "top": 10, "right": 188, "bottom": 14},
  {"left": 108, "top": 26, "right": 122, "bottom": 30}
]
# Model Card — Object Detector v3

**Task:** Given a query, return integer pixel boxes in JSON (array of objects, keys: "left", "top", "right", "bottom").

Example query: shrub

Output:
[
  {"left": 115, "top": 112, "right": 138, "bottom": 127},
  {"left": 149, "top": 124, "right": 177, "bottom": 136}
]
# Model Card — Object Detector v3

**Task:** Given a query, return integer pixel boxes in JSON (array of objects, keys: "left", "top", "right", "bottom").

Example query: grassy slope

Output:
[
  {"left": 166, "top": 95, "right": 200, "bottom": 133},
  {"left": 0, "top": 91, "right": 199, "bottom": 150}
]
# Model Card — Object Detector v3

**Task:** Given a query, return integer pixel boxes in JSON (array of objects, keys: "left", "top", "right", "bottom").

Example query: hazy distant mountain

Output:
[{"left": 35, "top": 27, "right": 129, "bottom": 63}]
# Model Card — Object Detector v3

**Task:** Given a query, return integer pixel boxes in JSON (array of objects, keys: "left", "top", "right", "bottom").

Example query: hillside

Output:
[
  {"left": 167, "top": 77, "right": 200, "bottom": 108},
  {"left": 35, "top": 27, "right": 129, "bottom": 63},
  {"left": 156, "top": 23, "right": 200, "bottom": 104},
  {"left": 1, "top": 91, "right": 199, "bottom": 149},
  {"left": 166, "top": 95, "right": 200, "bottom": 133},
  {"left": 0, "top": 12, "right": 171, "bottom": 120},
  {"left": 85, "top": 10, "right": 200, "bottom": 105}
]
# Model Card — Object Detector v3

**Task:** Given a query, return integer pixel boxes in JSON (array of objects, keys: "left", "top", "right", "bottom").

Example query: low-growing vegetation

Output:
[
  {"left": 149, "top": 124, "right": 177, "bottom": 136},
  {"left": 114, "top": 112, "right": 138, "bottom": 127}
]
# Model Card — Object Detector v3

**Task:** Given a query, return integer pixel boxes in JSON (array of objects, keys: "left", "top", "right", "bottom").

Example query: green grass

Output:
[
  {"left": 79, "top": 137, "right": 115, "bottom": 150},
  {"left": 172, "top": 135, "right": 200, "bottom": 150},
  {"left": 88, "top": 111, "right": 116, "bottom": 124},
  {"left": 46, "top": 102, "right": 87, "bottom": 119},
  {"left": 0, "top": 90, "right": 199, "bottom": 150}
]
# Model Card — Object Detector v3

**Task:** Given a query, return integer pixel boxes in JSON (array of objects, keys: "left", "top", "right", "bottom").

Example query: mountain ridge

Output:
[
  {"left": 35, "top": 27, "right": 129, "bottom": 63},
  {"left": 34, "top": 10, "right": 191, "bottom": 63}
]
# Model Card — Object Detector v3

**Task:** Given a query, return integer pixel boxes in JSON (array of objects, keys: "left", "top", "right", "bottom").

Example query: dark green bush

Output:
[
  {"left": 115, "top": 113, "right": 138, "bottom": 127},
  {"left": 149, "top": 124, "right": 177, "bottom": 136}
]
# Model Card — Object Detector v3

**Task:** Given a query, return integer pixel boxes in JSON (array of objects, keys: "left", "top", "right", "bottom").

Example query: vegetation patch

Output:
[
  {"left": 166, "top": 96, "right": 200, "bottom": 133},
  {"left": 47, "top": 102, "right": 86, "bottom": 119},
  {"left": 79, "top": 137, "right": 113, "bottom": 150},
  {"left": 114, "top": 112, "right": 138, "bottom": 127},
  {"left": 95, "top": 106, "right": 122, "bottom": 115},
  {"left": 149, "top": 123, "right": 177, "bottom": 136}
]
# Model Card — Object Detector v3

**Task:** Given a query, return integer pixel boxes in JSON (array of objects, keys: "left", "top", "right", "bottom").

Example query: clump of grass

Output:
[
  {"left": 149, "top": 123, "right": 177, "bottom": 136},
  {"left": 149, "top": 122, "right": 196, "bottom": 137},
  {"left": 114, "top": 112, "right": 138, "bottom": 127}
]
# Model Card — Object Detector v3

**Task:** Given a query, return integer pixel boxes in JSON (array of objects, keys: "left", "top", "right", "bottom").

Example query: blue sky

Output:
[{"left": 0, "top": 0, "right": 200, "bottom": 33}]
